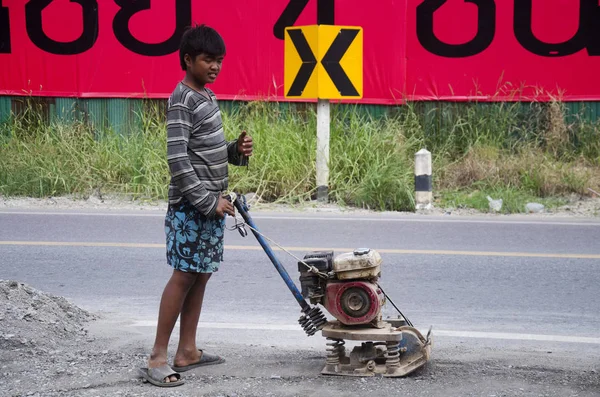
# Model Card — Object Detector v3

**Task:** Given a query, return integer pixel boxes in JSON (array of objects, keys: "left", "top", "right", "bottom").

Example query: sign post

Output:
[
  {"left": 284, "top": 25, "right": 363, "bottom": 202},
  {"left": 316, "top": 98, "right": 330, "bottom": 201}
]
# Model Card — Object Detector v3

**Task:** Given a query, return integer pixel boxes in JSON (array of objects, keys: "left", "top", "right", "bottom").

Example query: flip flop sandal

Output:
[
  {"left": 172, "top": 349, "right": 225, "bottom": 372},
  {"left": 138, "top": 365, "right": 184, "bottom": 387}
]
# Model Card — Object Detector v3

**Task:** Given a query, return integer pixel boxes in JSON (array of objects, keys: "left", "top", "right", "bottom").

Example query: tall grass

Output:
[
  {"left": 0, "top": 100, "right": 170, "bottom": 199},
  {"left": 1, "top": 98, "right": 599, "bottom": 212}
]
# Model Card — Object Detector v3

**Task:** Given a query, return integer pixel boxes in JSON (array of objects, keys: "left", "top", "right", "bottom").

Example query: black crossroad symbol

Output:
[
  {"left": 287, "top": 29, "right": 317, "bottom": 97},
  {"left": 287, "top": 27, "right": 360, "bottom": 97},
  {"left": 321, "top": 29, "right": 360, "bottom": 96}
]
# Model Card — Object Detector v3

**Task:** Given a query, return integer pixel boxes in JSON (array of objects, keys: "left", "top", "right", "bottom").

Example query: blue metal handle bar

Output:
[{"left": 232, "top": 195, "right": 310, "bottom": 312}]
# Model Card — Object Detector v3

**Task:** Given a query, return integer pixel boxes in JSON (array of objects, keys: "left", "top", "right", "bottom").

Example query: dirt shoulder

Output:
[{"left": 1, "top": 193, "right": 599, "bottom": 219}]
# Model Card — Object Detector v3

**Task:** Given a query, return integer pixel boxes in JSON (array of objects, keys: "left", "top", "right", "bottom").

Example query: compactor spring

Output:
[
  {"left": 386, "top": 341, "right": 400, "bottom": 368},
  {"left": 298, "top": 315, "right": 316, "bottom": 336},
  {"left": 308, "top": 307, "right": 327, "bottom": 330},
  {"left": 326, "top": 338, "right": 345, "bottom": 366}
]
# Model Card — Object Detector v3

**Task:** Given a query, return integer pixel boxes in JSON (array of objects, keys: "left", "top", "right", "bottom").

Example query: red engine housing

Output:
[{"left": 323, "top": 281, "right": 384, "bottom": 326}]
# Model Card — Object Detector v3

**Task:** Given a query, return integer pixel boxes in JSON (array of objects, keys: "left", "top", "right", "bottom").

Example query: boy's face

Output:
[{"left": 186, "top": 53, "right": 224, "bottom": 86}]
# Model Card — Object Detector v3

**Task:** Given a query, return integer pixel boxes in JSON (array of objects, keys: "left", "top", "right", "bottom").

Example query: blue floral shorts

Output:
[{"left": 164, "top": 199, "right": 225, "bottom": 273}]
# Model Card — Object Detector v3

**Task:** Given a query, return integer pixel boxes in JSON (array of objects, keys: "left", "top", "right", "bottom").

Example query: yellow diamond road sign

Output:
[{"left": 284, "top": 25, "right": 363, "bottom": 100}]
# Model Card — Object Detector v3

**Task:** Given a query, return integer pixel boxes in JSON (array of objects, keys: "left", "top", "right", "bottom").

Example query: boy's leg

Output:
[
  {"left": 149, "top": 269, "right": 198, "bottom": 381},
  {"left": 173, "top": 272, "right": 212, "bottom": 367}
]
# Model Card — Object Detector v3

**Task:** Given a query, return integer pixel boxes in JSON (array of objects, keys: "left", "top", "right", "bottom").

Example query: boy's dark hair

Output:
[{"left": 179, "top": 24, "right": 226, "bottom": 70}]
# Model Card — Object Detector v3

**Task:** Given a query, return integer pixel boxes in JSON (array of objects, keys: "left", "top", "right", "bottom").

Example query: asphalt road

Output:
[{"left": 1, "top": 207, "right": 599, "bottom": 396}]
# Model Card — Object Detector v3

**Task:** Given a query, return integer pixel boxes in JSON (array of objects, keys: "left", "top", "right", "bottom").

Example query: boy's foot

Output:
[
  {"left": 148, "top": 355, "right": 179, "bottom": 383},
  {"left": 173, "top": 347, "right": 202, "bottom": 369},
  {"left": 139, "top": 364, "right": 183, "bottom": 387},
  {"left": 173, "top": 348, "right": 225, "bottom": 372}
]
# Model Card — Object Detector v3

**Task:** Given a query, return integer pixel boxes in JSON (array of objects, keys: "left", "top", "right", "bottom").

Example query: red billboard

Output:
[{"left": 0, "top": 0, "right": 598, "bottom": 104}]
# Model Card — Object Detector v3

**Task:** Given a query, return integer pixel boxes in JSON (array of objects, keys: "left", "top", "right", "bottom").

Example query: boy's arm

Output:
[
  {"left": 226, "top": 140, "right": 249, "bottom": 167},
  {"left": 167, "top": 102, "right": 218, "bottom": 218}
]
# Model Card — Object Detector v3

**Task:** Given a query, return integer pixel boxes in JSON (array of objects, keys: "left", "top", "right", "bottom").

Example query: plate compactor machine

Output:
[{"left": 229, "top": 193, "right": 432, "bottom": 378}]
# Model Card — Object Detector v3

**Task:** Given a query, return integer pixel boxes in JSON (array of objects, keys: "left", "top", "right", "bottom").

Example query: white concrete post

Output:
[
  {"left": 415, "top": 149, "right": 432, "bottom": 209},
  {"left": 316, "top": 99, "right": 330, "bottom": 202}
]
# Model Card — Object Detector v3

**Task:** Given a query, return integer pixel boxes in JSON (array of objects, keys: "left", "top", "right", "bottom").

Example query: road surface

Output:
[{"left": 1, "top": 206, "right": 599, "bottom": 396}]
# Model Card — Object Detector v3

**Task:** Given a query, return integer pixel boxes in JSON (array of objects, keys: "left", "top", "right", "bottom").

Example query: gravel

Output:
[
  {"left": 1, "top": 282, "right": 599, "bottom": 396},
  {"left": 0, "top": 280, "right": 95, "bottom": 351}
]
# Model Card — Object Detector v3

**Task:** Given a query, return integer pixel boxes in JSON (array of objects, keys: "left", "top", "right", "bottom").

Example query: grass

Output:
[{"left": 1, "top": 97, "right": 599, "bottom": 213}]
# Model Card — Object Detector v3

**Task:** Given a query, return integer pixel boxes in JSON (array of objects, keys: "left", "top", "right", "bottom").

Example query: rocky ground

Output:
[
  {"left": 1, "top": 192, "right": 599, "bottom": 218},
  {"left": 1, "top": 281, "right": 599, "bottom": 397}
]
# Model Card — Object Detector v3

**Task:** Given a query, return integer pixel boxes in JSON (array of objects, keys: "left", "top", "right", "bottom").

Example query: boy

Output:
[{"left": 139, "top": 24, "right": 253, "bottom": 387}]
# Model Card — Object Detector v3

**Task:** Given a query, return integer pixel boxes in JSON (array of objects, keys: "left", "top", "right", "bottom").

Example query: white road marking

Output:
[
  {"left": 128, "top": 321, "right": 600, "bottom": 345},
  {"left": 433, "top": 330, "right": 600, "bottom": 344}
]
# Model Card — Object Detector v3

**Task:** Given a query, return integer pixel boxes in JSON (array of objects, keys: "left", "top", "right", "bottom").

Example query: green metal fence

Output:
[{"left": 1, "top": 96, "right": 599, "bottom": 136}]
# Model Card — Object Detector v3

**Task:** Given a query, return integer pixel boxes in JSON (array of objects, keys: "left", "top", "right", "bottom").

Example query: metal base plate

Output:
[
  {"left": 321, "top": 321, "right": 402, "bottom": 342},
  {"left": 319, "top": 321, "right": 432, "bottom": 378},
  {"left": 321, "top": 357, "right": 429, "bottom": 378}
]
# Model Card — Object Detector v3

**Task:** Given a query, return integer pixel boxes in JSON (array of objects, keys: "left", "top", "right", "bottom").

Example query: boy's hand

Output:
[
  {"left": 237, "top": 130, "right": 253, "bottom": 157},
  {"left": 215, "top": 195, "right": 235, "bottom": 218}
]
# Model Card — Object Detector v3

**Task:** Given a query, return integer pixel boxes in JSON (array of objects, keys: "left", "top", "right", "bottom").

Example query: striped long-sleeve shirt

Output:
[{"left": 166, "top": 82, "right": 248, "bottom": 218}]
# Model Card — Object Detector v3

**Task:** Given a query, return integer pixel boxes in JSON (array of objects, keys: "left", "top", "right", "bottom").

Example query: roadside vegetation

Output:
[{"left": 1, "top": 98, "right": 599, "bottom": 213}]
